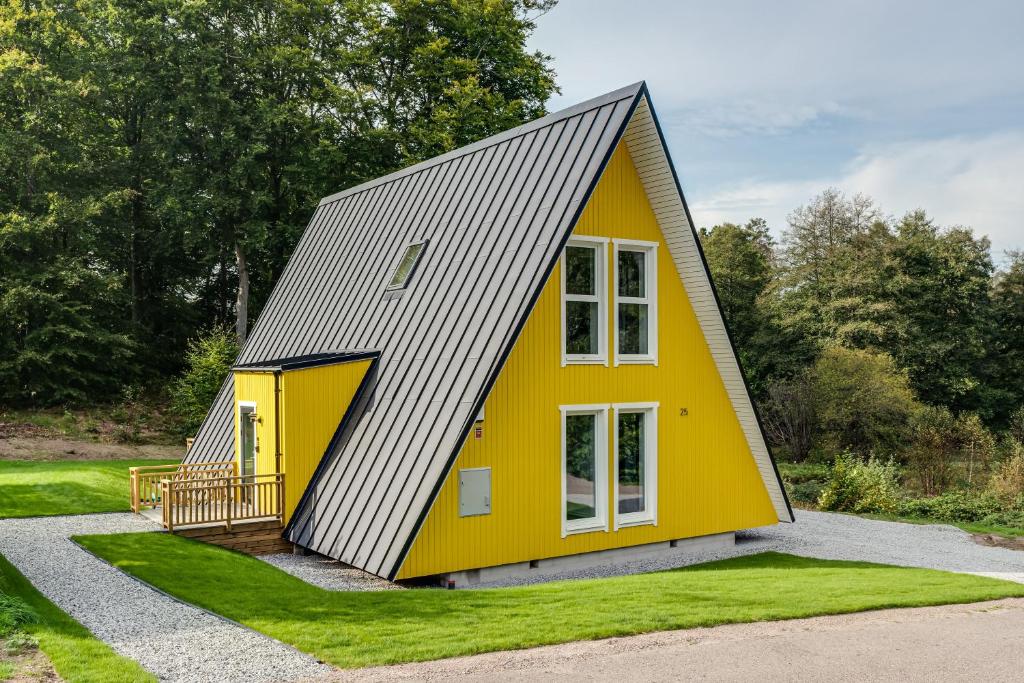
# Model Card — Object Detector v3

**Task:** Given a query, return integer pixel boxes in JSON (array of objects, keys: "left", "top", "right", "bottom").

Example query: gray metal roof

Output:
[{"left": 186, "top": 81, "right": 791, "bottom": 578}]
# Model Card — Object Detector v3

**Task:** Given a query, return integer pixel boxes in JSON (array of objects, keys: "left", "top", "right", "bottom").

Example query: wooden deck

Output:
[{"left": 130, "top": 462, "right": 290, "bottom": 555}]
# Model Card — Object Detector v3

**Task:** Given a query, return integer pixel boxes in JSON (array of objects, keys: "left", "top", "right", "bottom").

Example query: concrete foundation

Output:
[{"left": 440, "top": 531, "right": 736, "bottom": 587}]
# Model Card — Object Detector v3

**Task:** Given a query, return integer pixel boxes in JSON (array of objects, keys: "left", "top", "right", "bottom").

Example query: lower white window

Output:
[
  {"left": 560, "top": 404, "right": 609, "bottom": 536},
  {"left": 613, "top": 402, "right": 658, "bottom": 528}
]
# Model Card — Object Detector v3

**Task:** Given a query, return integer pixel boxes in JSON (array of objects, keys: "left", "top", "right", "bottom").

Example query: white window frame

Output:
[
  {"left": 560, "top": 403, "right": 610, "bottom": 537},
  {"left": 612, "top": 402, "right": 658, "bottom": 529},
  {"left": 561, "top": 236, "right": 609, "bottom": 366},
  {"left": 613, "top": 239, "right": 658, "bottom": 366},
  {"left": 237, "top": 401, "right": 258, "bottom": 477}
]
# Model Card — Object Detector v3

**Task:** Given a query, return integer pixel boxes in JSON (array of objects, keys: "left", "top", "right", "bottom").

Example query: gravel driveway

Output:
[
  {"left": 0, "top": 513, "right": 330, "bottom": 683},
  {"left": 457, "top": 509, "right": 1024, "bottom": 588}
]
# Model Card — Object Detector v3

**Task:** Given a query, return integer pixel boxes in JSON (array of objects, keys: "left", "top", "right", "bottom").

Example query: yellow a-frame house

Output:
[{"left": 187, "top": 83, "right": 792, "bottom": 583}]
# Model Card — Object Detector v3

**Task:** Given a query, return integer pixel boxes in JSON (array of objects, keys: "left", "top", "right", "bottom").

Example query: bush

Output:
[
  {"left": 110, "top": 385, "right": 144, "bottom": 444},
  {"left": 988, "top": 441, "right": 1024, "bottom": 503},
  {"left": 170, "top": 327, "right": 239, "bottom": 437},
  {"left": 903, "top": 407, "right": 999, "bottom": 495},
  {"left": 898, "top": 490, "right": 1003, "bottom": 523},
  {"left": 810, "top": 347, "right": 920, "bottom": 458},
  {"left": 778, "top": 462, "right": 828, "bottom": 505},
  {"left": 0, "top": 593, "right": 37, "bottom": 637},
  {"left": 818, "top": 452, "right": 901, "bottom": 514}
]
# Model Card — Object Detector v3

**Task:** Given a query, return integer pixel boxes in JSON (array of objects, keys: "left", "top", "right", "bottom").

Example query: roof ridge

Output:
[{"left": 317, "top": 81, "right": 645, "bottom": 207}]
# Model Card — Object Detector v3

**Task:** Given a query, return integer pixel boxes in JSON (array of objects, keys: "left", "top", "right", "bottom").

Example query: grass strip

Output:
[
  {"left": 0, "top": 459, "right": 177, "bottom": 518},
  {"left": 0, "top": 553, "right": 154, "bottom": 683}
]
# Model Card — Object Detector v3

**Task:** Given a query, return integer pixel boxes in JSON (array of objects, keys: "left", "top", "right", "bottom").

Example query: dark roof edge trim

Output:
[
  {"left": 284, "top": 354, "right": 381, "bottom": 541},
  {"left": 386, "top": 85, "right": 648, "bottom": 580},
  {"left": 233, "top": 350, "right": 380, "bottom": 372},
  {"left": 639, "top": 84, "right": 795, "bottom": 522},
  {"left": 318, "top": 83, "right": 644, "bottom": 208}
]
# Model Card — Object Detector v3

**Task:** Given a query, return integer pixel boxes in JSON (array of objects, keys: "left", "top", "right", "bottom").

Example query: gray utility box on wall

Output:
[{"left": 459, "top": 467, "right": 491, "bottom": 517}]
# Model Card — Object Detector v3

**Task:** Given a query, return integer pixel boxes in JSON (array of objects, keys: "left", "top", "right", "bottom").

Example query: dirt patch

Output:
[
  {"left": 1, "top": 644, "right": 61, "bottom": 682},
  {"left": 0, "top": 437, "right": 182, "bottom": 461},
  {"left": 973, "top": 533, "right": 1024, "bottom": 551}
]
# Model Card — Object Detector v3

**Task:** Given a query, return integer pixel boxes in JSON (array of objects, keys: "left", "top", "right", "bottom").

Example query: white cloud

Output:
[
  {"left": 681, "top": 100, "right": 844, "bottom": 138},
  {"left": 688, "top": 131, "right": 1024, "bottom": 260}
]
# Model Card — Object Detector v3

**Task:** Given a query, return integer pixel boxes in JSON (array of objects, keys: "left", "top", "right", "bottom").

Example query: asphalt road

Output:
[{"left": 325, "top": 598, "right": 1024, "bottom": 682}]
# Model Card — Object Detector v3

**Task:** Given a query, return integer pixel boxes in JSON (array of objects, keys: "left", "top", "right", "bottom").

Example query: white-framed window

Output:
[
  {"left": 613, "top": 239, "right": 658, "bottom": 365},
  {"left": 560, "top": 404, "right": 610, "bottom": 536},
  {"left": 561, "top": 236, "right": 608, "bottom": 366},
  {"left": 386, "top": 240, "right": 427, "bottom": 290},
  {"left": 613, "top": 402, "right": 658, "bottom": 529}
]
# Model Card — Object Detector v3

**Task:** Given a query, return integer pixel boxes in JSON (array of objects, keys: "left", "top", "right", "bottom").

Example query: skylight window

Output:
[{"left": 386, "top": 241, "right": 426, "bottom": 291}]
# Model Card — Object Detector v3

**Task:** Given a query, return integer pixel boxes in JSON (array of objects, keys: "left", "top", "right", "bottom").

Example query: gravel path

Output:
[
  {"left": 466, "top": 510, "right": 1024, "bottom": 588},
  {"left": 0, "top": 514, "right": 330, "bottom": 683},
  {"left": 261, "top": 554, "right": 401, "bottom": 591}
]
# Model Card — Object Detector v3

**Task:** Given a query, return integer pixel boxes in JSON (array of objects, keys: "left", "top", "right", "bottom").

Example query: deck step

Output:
[{"left": 172, "top": 520, "right": 293, "bottom": 556}]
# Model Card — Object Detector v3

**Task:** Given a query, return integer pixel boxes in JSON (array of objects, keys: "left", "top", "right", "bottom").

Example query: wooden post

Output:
[
  {"left": 225, "top": 476, "right": 232, "bottom": 532},
  {"left": 162, "top": 480, "right": 173, "bottom": 531},
  {"left": 277, "top": 475, "right": 284, "bottom": 523},
  {"left": 130, "top": 468, "right": 138, "bottom": 513}
]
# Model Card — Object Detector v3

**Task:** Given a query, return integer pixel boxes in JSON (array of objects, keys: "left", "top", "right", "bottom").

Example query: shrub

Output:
[
  {"left": 0, "top": 593, "right": 37, "bottom": 637},
  {"left": 762, "top": 375, "right": 816, "bottom": 461},
  {"left": 898, "top": 490, "right": 1003, "bottom": 524},
  {"left": 111, "top": 385, "right": 144, "bottom": 444},
  {"left": 818, "top": 452, "right": 901, "bottom": 514},
  {"left": 171, "top": 327, "right": 239, "bottom": 437},
  {"left": 989, "top": 441, "right": 1024, "bottom": 503},
  {"left": 809, "top": 347, "right": 920, "bottom": 458},
  {"left": 903, "top": 406, "right": 958, "bottom": 495},
  {"left": 4, "top": 629, "right": 37, "bottom": 655},
  {"left": 778, "top": 462, "right": 828, "bottom": 505}
]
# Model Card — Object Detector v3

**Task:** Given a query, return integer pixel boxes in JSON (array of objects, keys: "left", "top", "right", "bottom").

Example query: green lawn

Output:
[
  {"left": 0, "top": 553, "right": 154, "bottom": 683},
  {"left": 860, "top": 512, "right": 1024, "bottom": 538},
  {"left": 0, "top": 459, "right": 177, "bottom": 518},
  {"left": 77, "top": 532, "right": 1024, "bottom": 669}
]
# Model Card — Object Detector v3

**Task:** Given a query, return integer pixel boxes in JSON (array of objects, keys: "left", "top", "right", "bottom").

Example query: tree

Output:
[
  {"left": 883, "top": 212, "right": 995, "bottom": 415},
  {"left": 0, "top": 0, "right": 557, "bottom": 406},
  {"left": 699, "top": 219, "right": 780, "bottom": 392},
  {"left": 171, "top": 327, "right": 239, "bottom": 436},
  {"left": 988, "top": 252, "right": 1024, "bottom": 421},
  {"left": 174, "top": 0, "right": 557, "bottom": 346},
  {"left": 809, "top": 347, "right": 919, "bottom": 458},
  {"left": 773, "top": 190, "right": 888, "bottom": 366},
  {"left": 904, "top": 405, "right": 960, "bottom": 495},
  {"left": 0, "top": 1, "right": 138, "bottom": 405},
  {"left": 761, "top": 373, "right": 816, "bottom": 461}
]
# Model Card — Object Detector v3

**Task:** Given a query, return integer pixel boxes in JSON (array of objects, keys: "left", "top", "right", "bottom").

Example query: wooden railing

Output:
[
  {"left": 160, "top": 473, "right": 284, "bottom": 531},
  {"left": 129, "top": 460, "right": 236, "bottom": 513}
]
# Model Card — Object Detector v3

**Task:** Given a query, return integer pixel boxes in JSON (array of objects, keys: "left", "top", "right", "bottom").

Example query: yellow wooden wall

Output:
[
  {"left": 279, "top": 359, "right": 372, "bottom": 524},
  {"left": 397, "top": 142, "right": 778, "bottom": 579},
  {"left": 232, "top": 371, "right": 277, "bottom": 481}
]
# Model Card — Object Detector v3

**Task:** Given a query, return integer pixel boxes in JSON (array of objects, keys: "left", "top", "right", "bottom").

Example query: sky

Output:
[{"left": 527, "top": 1, "right": 1024, "bottom": 262}]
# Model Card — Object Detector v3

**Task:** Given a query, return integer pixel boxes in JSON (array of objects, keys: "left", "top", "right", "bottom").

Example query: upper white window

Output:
[
  {"left": 561, "top": 236, "right": 608, "bottom": 365},
  {"left": 560, "top": 404, "right": 609, "bottom": 536},
  {"left": 386, "top": 241, "right": 427, "bottom": 290},
  {"left": 613, "top": 402, "right": 658, "bottom": 529},
  {"left": 613, "top": 239, "right": 658, "bottom": 365}
]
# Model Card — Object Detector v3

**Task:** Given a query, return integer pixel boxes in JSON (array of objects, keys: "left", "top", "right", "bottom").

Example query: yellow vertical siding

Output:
[
  {"left": 232, "top": 371, "right": 278, "bottom": 479},
  {"left": 397, "top": 142, "right": 778, "bottom": 579},
  {"left": 278, "top": 359, "right": 372, "bottom": 524}
]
